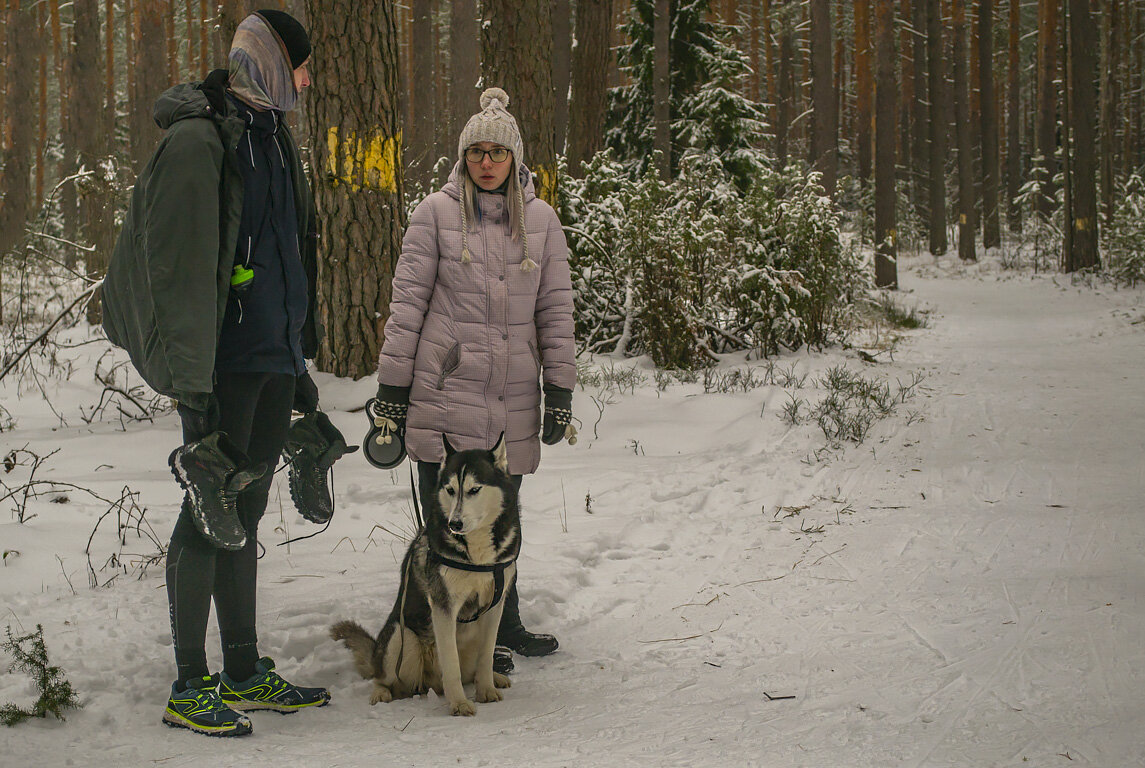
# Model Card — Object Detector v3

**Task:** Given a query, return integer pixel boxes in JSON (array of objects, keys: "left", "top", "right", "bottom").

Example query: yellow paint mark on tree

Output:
[
  {"left": 1075, "top": 217, "right": 1090, "bottom": 232},
  {"left": 536, "top": 164, "right": 559, "bottom": 207},
  {"left": 326, "top": 127, "right": 402, "bottom": 193}
]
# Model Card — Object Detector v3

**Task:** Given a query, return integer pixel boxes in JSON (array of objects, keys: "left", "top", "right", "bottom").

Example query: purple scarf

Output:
[{"left": 228, "top": 13, "right": 297, "bottom": 112}]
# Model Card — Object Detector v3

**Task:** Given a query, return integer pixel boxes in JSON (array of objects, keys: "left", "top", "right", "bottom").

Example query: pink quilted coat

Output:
[{"left": 376, "top": 163, "right": 576, "bottom": 475}]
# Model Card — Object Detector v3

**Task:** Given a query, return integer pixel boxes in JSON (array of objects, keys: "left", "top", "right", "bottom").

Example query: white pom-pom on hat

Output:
[{"left": 480, "top": 87, "right": 510, "bottom": 111}]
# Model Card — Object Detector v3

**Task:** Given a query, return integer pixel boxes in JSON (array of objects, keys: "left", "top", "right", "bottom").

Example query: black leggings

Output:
[{"left": 166, "top": 371, "right": 294, "bottom": 685}]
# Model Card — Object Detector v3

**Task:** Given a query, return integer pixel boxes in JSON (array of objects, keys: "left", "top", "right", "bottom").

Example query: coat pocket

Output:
[
  {"left": 436, "top": 342, "right": 461, "bottom": 390},
  {"left": 527, "top": 340, "right": 543, "bottom": 377}
]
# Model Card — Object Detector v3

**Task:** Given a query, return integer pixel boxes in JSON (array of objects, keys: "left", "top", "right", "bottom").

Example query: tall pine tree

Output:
[{"left": 606, "top": 0, "right": 766, "bottom": 188}]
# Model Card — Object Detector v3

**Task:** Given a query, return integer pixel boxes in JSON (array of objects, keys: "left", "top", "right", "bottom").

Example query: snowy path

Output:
[{"left": 3, "top": 263, "right": 1144, "bottom": 766}]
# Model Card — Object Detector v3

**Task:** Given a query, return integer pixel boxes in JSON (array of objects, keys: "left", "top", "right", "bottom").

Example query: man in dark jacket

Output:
[{"left": 102, "top": 11, "right": 347, "bottom": 737}]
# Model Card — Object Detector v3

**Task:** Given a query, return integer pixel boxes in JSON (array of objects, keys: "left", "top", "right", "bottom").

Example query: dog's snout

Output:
[{"left": 448, "top": 519, "right": 464, "bottom": 534}]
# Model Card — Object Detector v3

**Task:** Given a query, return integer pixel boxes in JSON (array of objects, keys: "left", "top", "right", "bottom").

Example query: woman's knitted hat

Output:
[
  {"left": 457, "top": 88, "right": 535, "bottom": 272},
  {"left": 256, "top": 9, "right": 311, "bottom": 69},
  {"left": 457, "top": 88, "right": 525, "bottom": 171}
]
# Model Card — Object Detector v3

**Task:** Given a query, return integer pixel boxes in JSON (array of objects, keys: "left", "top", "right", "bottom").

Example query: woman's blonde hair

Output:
[{"left": 458, "top": 151, "right": 536, "bottom": 271}]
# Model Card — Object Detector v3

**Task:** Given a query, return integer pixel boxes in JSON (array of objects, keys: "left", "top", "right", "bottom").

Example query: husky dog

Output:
[{"left": 331, "top": 435, "right": 520, "bottom": 716}]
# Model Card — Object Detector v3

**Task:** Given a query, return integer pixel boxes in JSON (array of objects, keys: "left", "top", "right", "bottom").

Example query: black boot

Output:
[
  {"left": 493, "top": 646, "right": 514, "bottom": 676},
  {"left": 281, "top": 411, "right": 358, "bottom": 524},
  {"left": 169, "top": 432, "right": 266, "bottom": 551},
  {"left": 497, "top": 580, "right": 559, "bottom": 657}
]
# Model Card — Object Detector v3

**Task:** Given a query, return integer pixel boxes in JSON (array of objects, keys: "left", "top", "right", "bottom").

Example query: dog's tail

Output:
[{"left": 330, "top": 620, "right": 379, "bottom": 680}]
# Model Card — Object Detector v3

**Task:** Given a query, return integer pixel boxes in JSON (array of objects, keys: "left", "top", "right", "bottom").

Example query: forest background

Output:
[{"left": 0, "top": 0, "right": 1142, "bottom": 382}]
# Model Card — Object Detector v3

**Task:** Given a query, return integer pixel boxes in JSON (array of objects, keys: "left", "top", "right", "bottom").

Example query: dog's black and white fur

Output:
[{"left": 331, "top": 435, "right": 520, "bottom": 716}]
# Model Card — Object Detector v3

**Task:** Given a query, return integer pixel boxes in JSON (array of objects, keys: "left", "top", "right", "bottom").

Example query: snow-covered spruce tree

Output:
[
  {"left": 1102, "top": 174, "right": 1145, "bottom": 285},
  {"left": 605, "top": 0, "right": 767, "bottom": 189}
]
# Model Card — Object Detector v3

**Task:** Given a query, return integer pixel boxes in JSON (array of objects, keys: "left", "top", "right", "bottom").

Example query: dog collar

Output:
[{"left": 428, "top": 551, "right": 516, "bottom": 624}]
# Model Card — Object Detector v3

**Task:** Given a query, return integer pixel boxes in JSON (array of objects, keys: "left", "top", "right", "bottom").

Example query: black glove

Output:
[
  {"left": 197, "top": 68, "right": 229, "bottom": 116},
  {"left": 368, "top": 383, "right": 410, "bottom": 435},
  {"left": 541, "top": 384, "right": 573, "bottom": 446},
  {"left": 177, "top": 394, "right": 221, "bottom": 444},
  {"left": 293, "top": 371, "right": 320, "bottom": 414}
]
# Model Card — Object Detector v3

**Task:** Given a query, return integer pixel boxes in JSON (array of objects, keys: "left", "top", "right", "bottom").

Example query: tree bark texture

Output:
[
  {"left": 566, "top": 0, "right": 613, "bottom": 176},
  {"left": 1036, "top": 0, "right": 1059, "bottom": 219},
  {"left": 304, "top": 0, "right": 406, "bottom": 378},
  {"left": 409, "top": 0, "right": 435, "bottom": 190},
  {"left": 952, "top": 0, "right": 977, "bottom": 260},
  {"left": 874, "top": 0, "right": 898, "bottom": 287},
  {"left": 0, "top": 0, "right": 38, "bottom": 265},
  {"left": 129, "top": 2, "right": 169, "bottom": 170},
  {"left": 977, "top": 0, "right": 1000, "bottom": 248},
  {"left": 448, "top": 0, "right": 479, "bottom": 155},
  {"left": 1065, "top": 0, "right": 1098, "bottom": 271},
  {"left": 776, "top": 1, "right": 795, "bottom": 169},
  {"left": 480, "top": 0, "right": 556, "bottom": 207},
  {"left": 912, "top": 0, "right": 929, "bottom": 220},
  {"left": 482, "top": 0, "right": 558, "bottom": 205},
  {"left": 552, "top": 0, "right": 571, "bottom": 154},
  {"left": 926, "top": 0, "right": 948, "bottom": 253},
  {"left": 653, "top": 0, "right": 671, "bottom": 179},
  {"left": 809, "top": 0, "right": 837, "bottom": 196},
  {"left": 1099, "top": 0, "right": 1119, "bottom": 224},
  {"left": 1006, "top": 0, "right": 1021, "bottom": 232},
  {"left": 855, "top": 0, "right": 873, "bottom": 183}
]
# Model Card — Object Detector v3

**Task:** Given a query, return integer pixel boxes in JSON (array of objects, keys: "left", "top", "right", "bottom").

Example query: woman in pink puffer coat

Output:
[{"left": 370, "top": 88, "right": 576, "bottom": 671}]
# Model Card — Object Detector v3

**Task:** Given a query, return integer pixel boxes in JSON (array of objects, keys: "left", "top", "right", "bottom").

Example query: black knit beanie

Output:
[{"left": 256, "top": 9, "right": 311, "bottom": 70}]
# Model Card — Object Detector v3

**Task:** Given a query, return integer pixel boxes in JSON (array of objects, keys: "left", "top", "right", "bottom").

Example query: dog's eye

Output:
[
  {"left": 466, "top": 486, "right": 481, "bottom": 496},
  {"left": 444, "top": 486, "right": 456, "bottom": 496}
]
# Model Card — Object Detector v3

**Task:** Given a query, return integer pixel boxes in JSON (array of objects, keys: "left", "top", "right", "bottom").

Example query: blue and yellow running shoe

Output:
[
  {"left": 162, "top": 674, "right": 253, "bottom": 737},
  {"left": 219, "top": 657, "right": 331, "bottom": 713}
]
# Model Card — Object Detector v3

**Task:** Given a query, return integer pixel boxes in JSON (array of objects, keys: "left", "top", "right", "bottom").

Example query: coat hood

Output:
[{"left": 152, "top": 83, "right": 217, "bottom": 130}]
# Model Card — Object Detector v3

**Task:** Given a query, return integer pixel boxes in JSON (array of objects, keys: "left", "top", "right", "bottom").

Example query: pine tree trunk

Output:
[
  {"left": 0, "top": 0, "right": 38, "bottom": 270},
  {"left": 71, "top": 0, "right": 109, "bottom": 322},
  {"left": 809, "top": 0, "right": 836, "bottom": 196},
  {"left": 978, "top": 0, "right": 1000, "bottom": 248},
  {"left": 106, "top": 0, "right": 117, "bottom": 137},
  {"left": 482, "top": 0, "right": 558, "bottom": 204},
  {"left": 953, "top": 0, "right": 977, "bottom": 260},
  {"left": 776, "top": 0, "right": 794, "bottom": 169},
  {"left": 1006, "top": 0, "right": 1022, "bottom": 232},
  {"left": 1064, "top": 0, "right": 1098, "bottom": 271},
  {"left": 36, "top": 2, "right": 46, "bottom": 205},
  {"left": 552, "top": 0, "right": 571, "bottom": 154},
  {"left": 653, "top": 0, "right": 671, "bottom": 179},
  {"left": 449, "top": 0, "right": 479, "bottom": 154},
  {"left": 927, "top": 0, "right": 948, "bottom": 253},
  {"left": 875, "top": 0, "right": 898, "bottom": 287},
  {"left": 855, "top": 0, "right": 873, "bottom": 184},
  {"left": 198, "top": 0, "right": 209, "bottom": 77},
  {"left": 1099, "top": 0, "right": 1119, "bottom": 224},
  {"left": 912, "top": 0, "right": 930, "bottom": 221},
  {"left": 1036, "top": 0, "right": 1059, "bottom": 219},
  {"left": 304, "top": 0, "right": 406, "bottom": 378},
  {"left": 566, "top": 0, "right": 613, "bottom": 177},
  {"left": 409, "top": 0, "right": 435, "bottom": 190},
  {"left": 130, "top": 1, "right": 169, "bottom": 169}
]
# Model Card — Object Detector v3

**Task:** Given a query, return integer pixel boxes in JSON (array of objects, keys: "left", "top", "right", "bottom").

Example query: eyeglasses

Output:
[{"left": 465, "top": 146, "right": 510, "bottom": 164}]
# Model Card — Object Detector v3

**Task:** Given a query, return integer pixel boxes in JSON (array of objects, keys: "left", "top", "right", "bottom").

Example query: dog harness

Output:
[{"left": 427, "top": 551, "right": 515, "bottom": 624}]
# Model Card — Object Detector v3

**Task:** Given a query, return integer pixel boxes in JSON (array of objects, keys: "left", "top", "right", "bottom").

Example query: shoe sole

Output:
[
  {"left": 162, "top": 709, "right": 253, "bottom": 737},
  {"left": 222, "top": 695, "right": 331, "bottom": 714}
]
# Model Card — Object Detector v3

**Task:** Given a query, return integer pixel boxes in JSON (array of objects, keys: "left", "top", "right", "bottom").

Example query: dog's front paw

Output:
[
  {"left": 369, "top": 684, "right": 393, "bottom": 705},
  {"left": 449, "top": 698, "right": 477, "bottom": 716},
  {"left": 476, "top": 684, "right": 503, "bottom": 703},
  {"left": 493, "top": 672, "right": 512, "bottom": 689}
]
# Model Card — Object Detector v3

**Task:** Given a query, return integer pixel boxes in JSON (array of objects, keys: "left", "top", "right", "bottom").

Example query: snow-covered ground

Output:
[{"left": 2, "top": 254, "right": 1144, "bottom": 767}]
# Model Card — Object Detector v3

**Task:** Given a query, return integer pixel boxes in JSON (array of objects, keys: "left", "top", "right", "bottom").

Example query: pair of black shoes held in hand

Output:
[{"left": 170, "top": 387, "right": 355, "bottom": 550}]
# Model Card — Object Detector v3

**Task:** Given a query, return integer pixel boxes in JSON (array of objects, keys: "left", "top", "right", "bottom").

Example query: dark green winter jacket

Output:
[{"left": 101, "top": 82, "right": 319, "bottom": 412}]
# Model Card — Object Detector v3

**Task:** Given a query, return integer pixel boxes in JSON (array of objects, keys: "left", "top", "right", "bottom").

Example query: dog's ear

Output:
[
  {"left": 442, "top": 433, "right": 457, "bottom": 458},
  {"left": 491, "top": 432, "right": 509, "bottom": 473}
]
